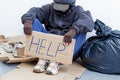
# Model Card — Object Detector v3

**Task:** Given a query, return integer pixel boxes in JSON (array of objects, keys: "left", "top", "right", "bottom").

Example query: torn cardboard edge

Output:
[
  {"left": 0, "top": 35, "right": 8, "bottom": 43},
  {"left": 0, "top": 53, "right": 38, "bottom": 63},
  {"left": 7, "top": 35, "right": 26, "bottom": 43},
  {"left": 0, "top": 35, "right": 26, "bottom": 44},
  {"left": 1, "top": 61, "right": 86, "bottom": 80},
  {"left": 0, "top": 35, "right": 32, "bottom": 63}
]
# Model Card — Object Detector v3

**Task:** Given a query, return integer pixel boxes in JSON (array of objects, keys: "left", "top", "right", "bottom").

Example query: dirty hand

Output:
[
  {"left": 63, "top": 29, "right": 76, "bottom": 45},
  {"left": 23, "top": 20, "right": 32, "bottom": 35}
]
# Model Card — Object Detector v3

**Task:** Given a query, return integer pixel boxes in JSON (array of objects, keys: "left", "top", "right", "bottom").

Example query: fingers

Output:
[
  {"left": 23, "top": 20, "right": 32, "bottom": 35},
  {"left": 25, "top": 19, "right": 32, "bottom": 24},
  {"left": 64, "top": 43, "right": 69, "bottom": 46},
  {"left": 63, "top": 35, "right": 72, "bottom": 46},
  {"left": 23, "top": 25, "right": 32, "bottom": 35}
]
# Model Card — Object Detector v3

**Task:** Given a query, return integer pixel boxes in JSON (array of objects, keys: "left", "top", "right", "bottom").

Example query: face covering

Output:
[{"left": 53, "top": 2, "right": 70, "bottom": 12}]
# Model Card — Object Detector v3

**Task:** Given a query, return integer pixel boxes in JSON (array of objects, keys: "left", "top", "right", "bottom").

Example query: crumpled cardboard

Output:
[
  {"left": 0, "top": 35, "right": 38, "bottom": 63},
  {"left": 0, "top": 35, "right": 8, "bottom": 43},
  {"left": 0, "top": 53, "right": 38, "bottom": 63}
]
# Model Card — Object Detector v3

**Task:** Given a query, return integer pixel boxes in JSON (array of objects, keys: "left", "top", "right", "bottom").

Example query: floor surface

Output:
[{"left": 0, "top": 61, "right": 120, "bottom": 80}]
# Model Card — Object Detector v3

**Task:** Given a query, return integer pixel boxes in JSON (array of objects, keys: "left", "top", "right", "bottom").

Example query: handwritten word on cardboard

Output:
[{"left": 25, "top": 31, "right": 75, "bottom": 65}]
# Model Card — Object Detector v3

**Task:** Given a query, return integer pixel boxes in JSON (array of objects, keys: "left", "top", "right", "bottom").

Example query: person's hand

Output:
[
  {"left": 23, "top": 20, "right": 32, "bottom": 35},
  {"left": 63, "top": 29, "right": 76, "bottom": 46}
]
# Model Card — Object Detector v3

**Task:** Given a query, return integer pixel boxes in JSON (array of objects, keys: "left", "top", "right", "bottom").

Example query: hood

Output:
[{"left": 53, "top": 0, "right": 76, "bottom": 6}]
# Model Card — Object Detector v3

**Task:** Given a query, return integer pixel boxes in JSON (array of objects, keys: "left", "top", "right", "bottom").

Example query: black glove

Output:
[
  {"left": 63, "top": 29, "right": 76, "bottom": 45},
  {"left": 23, "top": 20, "right": 32, "bottom": 35}
]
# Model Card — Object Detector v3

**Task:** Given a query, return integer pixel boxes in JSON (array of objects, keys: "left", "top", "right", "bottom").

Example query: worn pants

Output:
[{"left": 32, "top": 19, "right": 86, "bottom": 60}]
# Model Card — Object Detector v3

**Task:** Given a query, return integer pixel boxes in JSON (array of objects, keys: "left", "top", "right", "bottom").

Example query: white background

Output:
[{"left": 0, "top": 0, "right": 120, "bottom": 37}]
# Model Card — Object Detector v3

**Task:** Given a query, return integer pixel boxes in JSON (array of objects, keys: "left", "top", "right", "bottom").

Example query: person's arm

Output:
[
  {"left": 63, "top": 28, "right": 76, "bottom": 45},
  {"left": 21, "top": 4, "right": 51, "bottom": 24},
  {"left": 21, "top": 4, "right": 51, "bottom": 35},
  {"left": 71, "top": 7, "right": 94, "bottom": 34},
  {"left": 63, "top": 6, "right": 94, "bottom": 45}
]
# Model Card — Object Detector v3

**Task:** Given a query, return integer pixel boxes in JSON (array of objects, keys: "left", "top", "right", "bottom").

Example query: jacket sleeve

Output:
[
  {"left": 71, "top": 6, "right": 94, "bottom": 34},
  {"left": 21, "top": 4, "right": 50, "bottom": 24}
]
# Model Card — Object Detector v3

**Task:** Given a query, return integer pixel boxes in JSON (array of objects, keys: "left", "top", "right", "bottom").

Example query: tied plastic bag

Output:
[{"left": 80, "top": 19, "right": 120, "bottom": 74}]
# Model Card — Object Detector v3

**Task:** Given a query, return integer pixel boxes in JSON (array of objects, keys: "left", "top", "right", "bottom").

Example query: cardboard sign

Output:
[{"left": 25, "top": 31, "right": 75, "bottom": 65}]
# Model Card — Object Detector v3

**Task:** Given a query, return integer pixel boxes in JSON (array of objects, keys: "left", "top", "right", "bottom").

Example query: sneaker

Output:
[
  {"left": 33, "top": 59, "right": 48, "bottom": 73},
  {"left": 46, "top": 62, "right": 60, "bottom": 75}
]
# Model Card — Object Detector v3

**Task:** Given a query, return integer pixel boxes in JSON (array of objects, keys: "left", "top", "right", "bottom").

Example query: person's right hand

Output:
[{"left": 23, "top": 20, "right": 32, "bottom": 35}]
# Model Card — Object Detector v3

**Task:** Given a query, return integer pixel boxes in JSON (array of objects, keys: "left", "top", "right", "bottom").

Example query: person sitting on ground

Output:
[{"left": 21, "top": 0, "right": 94, "bottom": 75}]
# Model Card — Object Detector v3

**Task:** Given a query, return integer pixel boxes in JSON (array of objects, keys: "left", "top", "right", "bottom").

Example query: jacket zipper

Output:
[{"left": 59, "top": 16, "right": 63, "bottom": 27}]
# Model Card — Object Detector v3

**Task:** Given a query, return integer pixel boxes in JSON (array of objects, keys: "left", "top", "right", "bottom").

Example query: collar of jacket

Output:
[{"left": 54, "top": 6, "right": 75, "bottom": 17}]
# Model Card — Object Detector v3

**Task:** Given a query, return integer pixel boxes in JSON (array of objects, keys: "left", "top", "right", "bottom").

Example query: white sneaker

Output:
[
  {"left": 33, "top": 59, "right": 48, "bottom": 73},
  {"left": 46, "top": 62, "right": 60, "bottom": 75}
]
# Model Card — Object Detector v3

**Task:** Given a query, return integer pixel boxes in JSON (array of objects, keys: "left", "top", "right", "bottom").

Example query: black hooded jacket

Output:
[{"left": 21, "top": 1, "right": 94, "bottom": 35}]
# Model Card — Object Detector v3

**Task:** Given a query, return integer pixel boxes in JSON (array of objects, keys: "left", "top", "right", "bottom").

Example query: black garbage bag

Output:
[{"left": 80, "top": 19, "right": 120, "bottom": 74}]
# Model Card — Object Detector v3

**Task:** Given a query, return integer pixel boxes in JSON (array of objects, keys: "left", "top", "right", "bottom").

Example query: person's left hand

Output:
[
  {"left": 63, "top": 29, "right": 76, "bottom": 46},
  {"left": 23, "top": 19, "right": 32, "bottom": 35}
]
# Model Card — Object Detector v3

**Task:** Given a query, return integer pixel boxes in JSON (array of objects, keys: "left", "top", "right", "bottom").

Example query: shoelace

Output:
[
  {"left": 48, "top": 62, "right": 59, "bottom": 70},
  {"left": 37, "top": 60, "right": 46, "bottom": 69}
]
